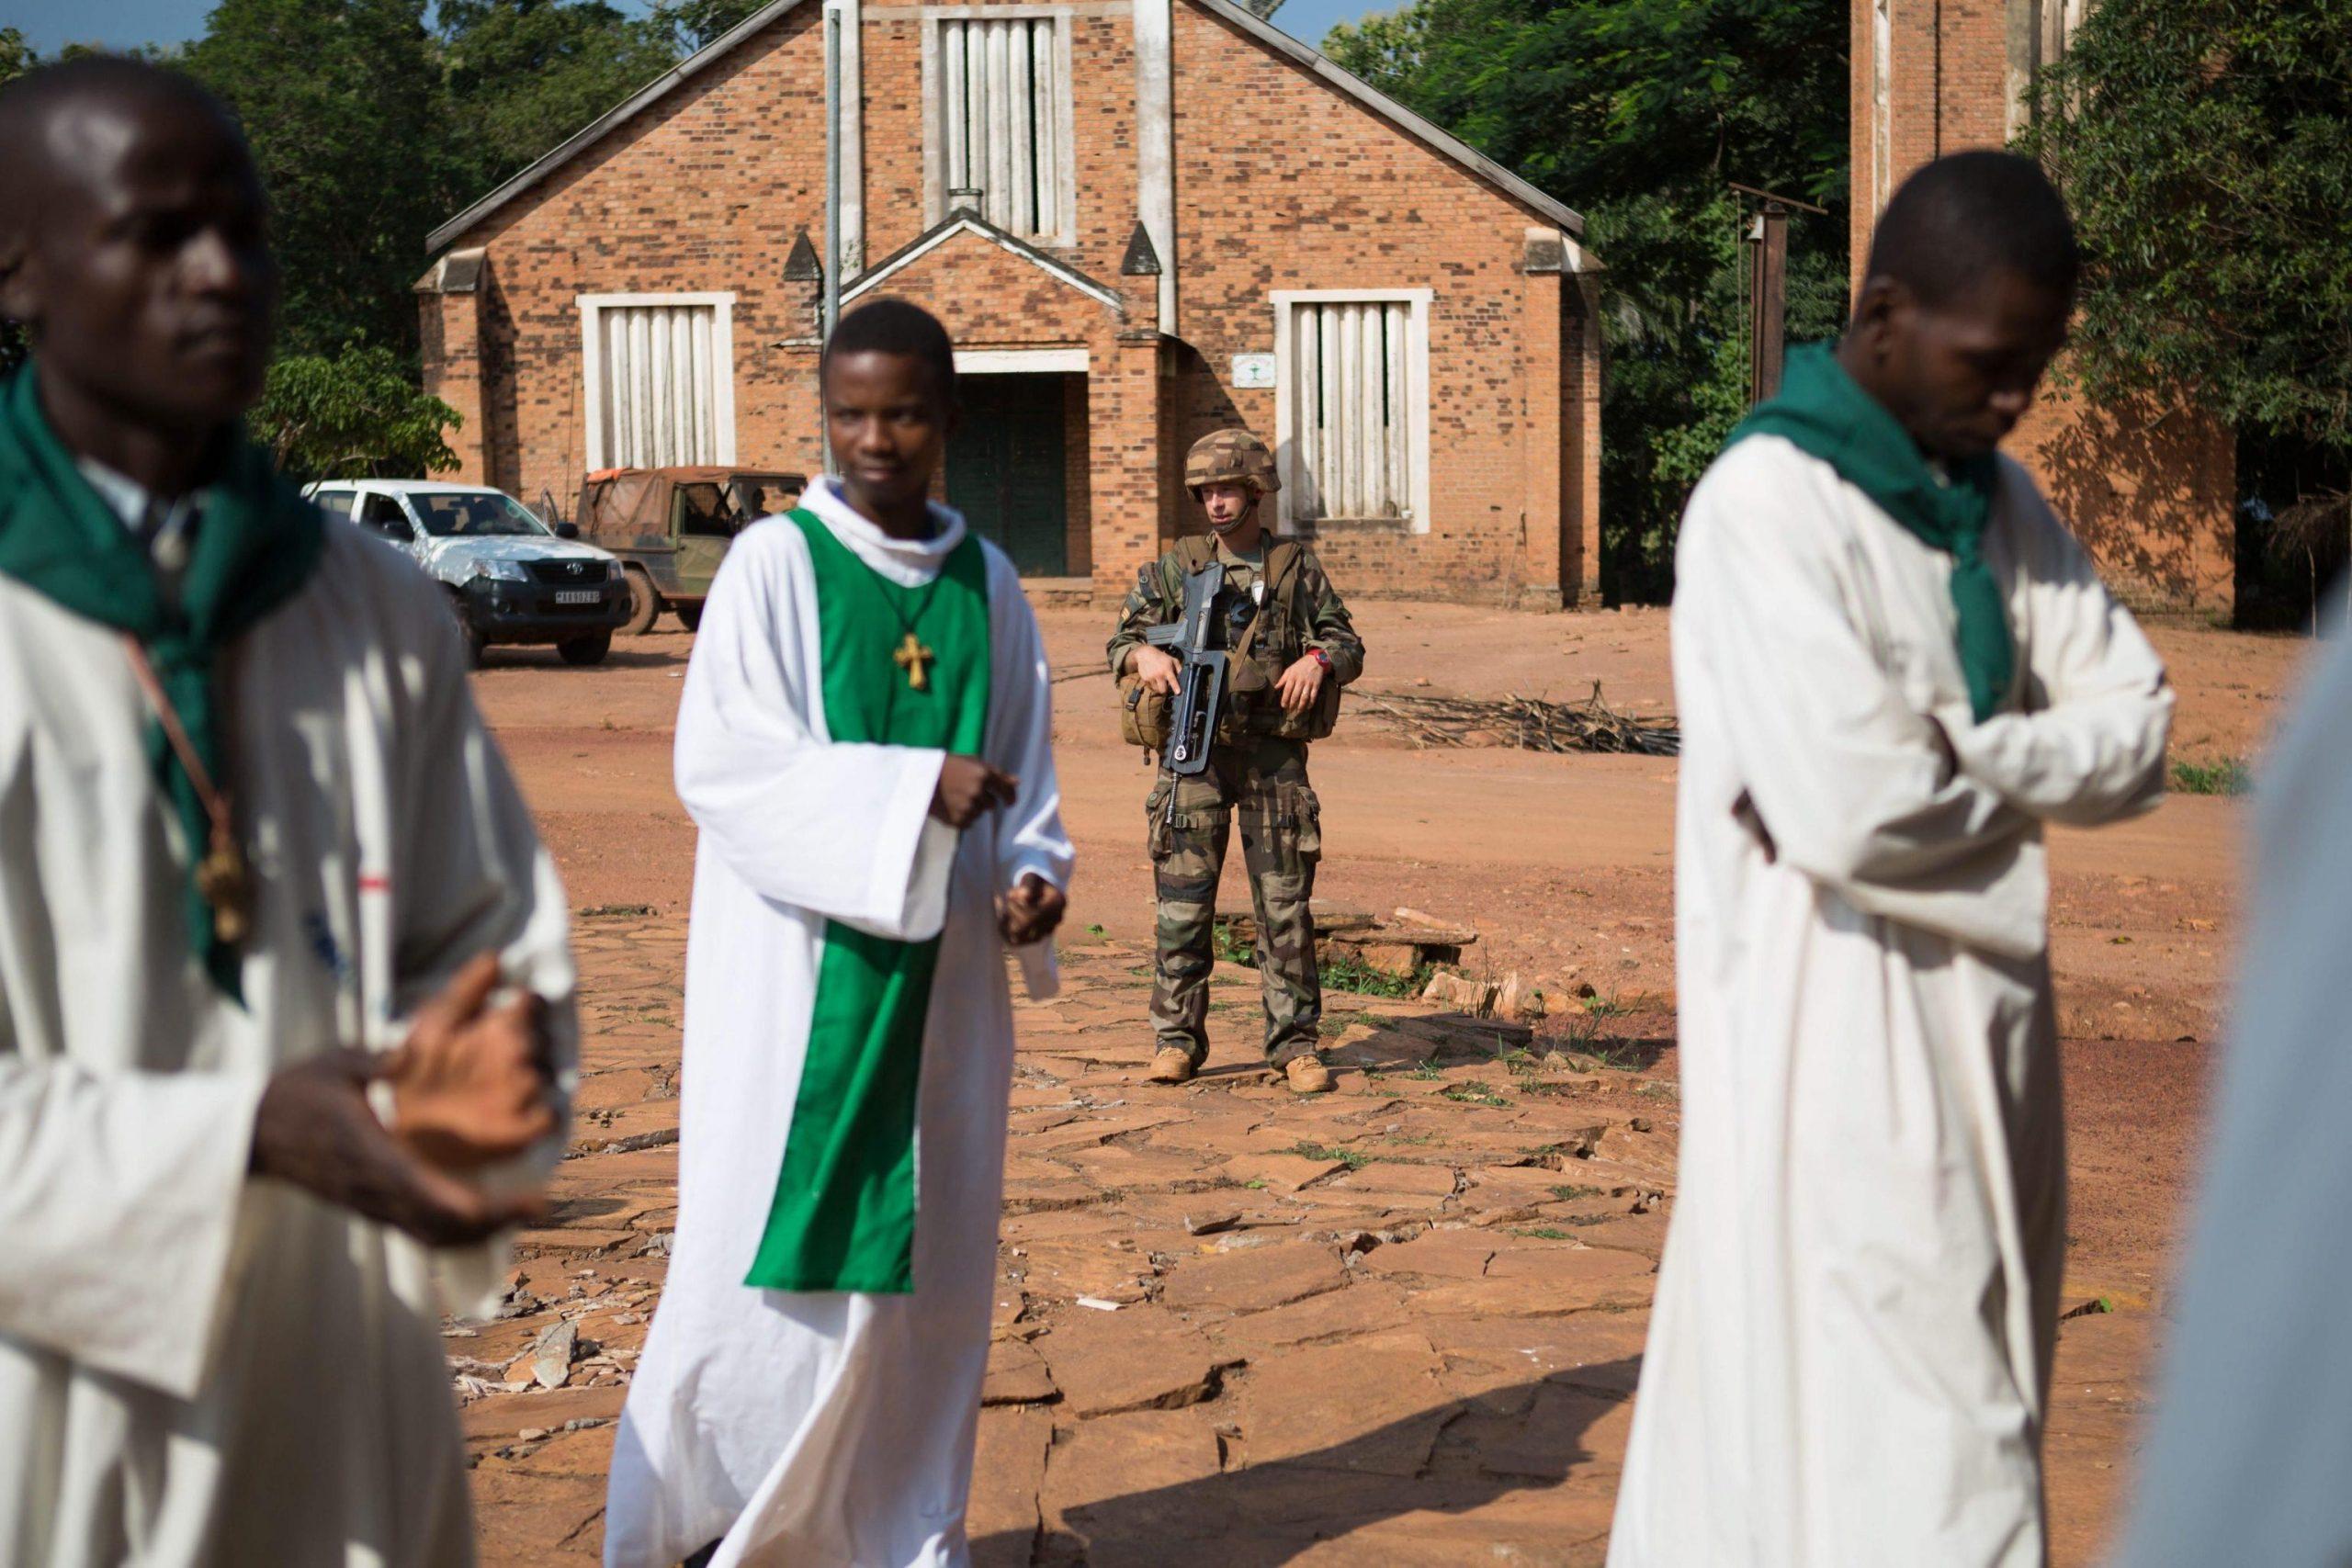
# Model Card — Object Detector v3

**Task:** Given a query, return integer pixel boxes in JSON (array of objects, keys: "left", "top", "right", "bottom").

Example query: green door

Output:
[{"left": 945, "top": 374, "right": 1068, "bottom": 574}]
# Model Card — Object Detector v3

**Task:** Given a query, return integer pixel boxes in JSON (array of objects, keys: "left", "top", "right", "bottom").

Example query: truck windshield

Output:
[
  {"left": 729, "top": 475, "right": 801, "bottom": 520},
  {"left": 412, "top": 491, "right": 552, "bottom": 538}
]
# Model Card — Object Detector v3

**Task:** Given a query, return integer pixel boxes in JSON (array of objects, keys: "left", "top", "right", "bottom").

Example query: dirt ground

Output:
[{"left": 458, "top": 597, "right": 2306, "bottom": 1565}]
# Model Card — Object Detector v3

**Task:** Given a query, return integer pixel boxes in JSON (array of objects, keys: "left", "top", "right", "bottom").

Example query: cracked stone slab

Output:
[
  {"left": 1222, "top": 1152, "right": 1348, "bottom": 1192},
  {"left": 1232, "top": 1328, "right": 1449, "bottom": 1477},
  {"left": 1158, "top": 1240, "right": 1349, "bottom": 1316},
  {"left": 1359, "top": 1227, "right": 1497, "bottom": 1281},
  {"left": 983, "top": 1336, "right": 1059, "bottom": 1405},
  {"left": 1415, "top": 1247, "right": 1657, "bottom": 1316},
  {"left": 969, "top": 1405, "right": 1053, "bottom": 1567},
  {"left": 1035, "top": 1304, "right": 1232, "bottom": 1418},
  {"left": 1040, "top": 1406, "right": 1227, "bottom": 1561},
  {"left": 1201, "top": 1279, "right": 1413, "bottom": 1356}
]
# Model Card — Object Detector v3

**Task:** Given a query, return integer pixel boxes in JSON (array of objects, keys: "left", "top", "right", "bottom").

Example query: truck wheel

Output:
[
  {"left": 558, "top": 631, "right": 613, "bottom": 667},
  {"left": 447, "top": 591, "right": 486, "bottom": 668},
  {"left": 675, "top": 603, "right": 704, "bottom": 633},
  {"left": 620, "top": 568, "right": 661, "bottom": 636}
]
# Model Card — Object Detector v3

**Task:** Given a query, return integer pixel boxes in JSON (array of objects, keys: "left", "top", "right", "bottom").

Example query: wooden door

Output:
[{"left": 945, "top": 373, "right": 1068, "bottom": 575}]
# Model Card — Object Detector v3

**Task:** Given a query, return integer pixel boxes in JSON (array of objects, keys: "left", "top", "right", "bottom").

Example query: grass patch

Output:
[
  {"left": 1408, "top": 1061, "right": 1444, "bottom": 1081},
  {"left": 1214, "top": 918, "right": 1429, "bottom": 998},
  {"left": 1550, "top": 1183, "right": 1605, "bottom": 1201},
  {"left": 1086, "top": 923, "right": 1109, "bottom": 938},
  {"left": 2171, "top": 758, "right": 2252, "bottom": 796},
  {"left": 1510, "top": 1226, "right": 1572, "bottom": 1241},
  {"left": 1440, "top": 1082, "right": 1511, "bottom": 1109},
  {"left": 1292, "top": 1140, "right": 1369, "bottom": 1169},
  {"left": 579, "top": 902, "right": 655, "bottom": 919}
]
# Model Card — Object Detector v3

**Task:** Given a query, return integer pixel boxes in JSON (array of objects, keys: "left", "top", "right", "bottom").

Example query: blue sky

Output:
[{"left": 14, "top": 0, "right": 1387, "bottom": 59}]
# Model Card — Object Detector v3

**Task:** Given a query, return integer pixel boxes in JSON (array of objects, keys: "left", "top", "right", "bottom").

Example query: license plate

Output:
[{"left": 555, "top": 589, "right": 600, "bottom": 604}]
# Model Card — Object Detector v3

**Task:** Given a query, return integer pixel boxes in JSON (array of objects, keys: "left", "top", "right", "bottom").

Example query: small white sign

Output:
[{"left": 1229, "top": 353, "right": 1276, "bottom": 389}]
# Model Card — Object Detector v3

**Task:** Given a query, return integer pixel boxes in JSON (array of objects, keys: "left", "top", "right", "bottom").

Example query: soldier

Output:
[{"left": 1108, "top": 428, "right": 1364, "bottom": 1095}]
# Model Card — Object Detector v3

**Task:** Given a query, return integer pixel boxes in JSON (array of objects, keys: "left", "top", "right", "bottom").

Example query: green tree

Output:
[
  {"left": 1328, "top": 0, "right": 1849, "bottom": 599},
  {"left": 2016, "top": 0, "right": 2351, "bottom": 621},
  {"left": 649, "top": 0, "right": 773, "bottom": 52},
  {"left": 185, "top": 0, "right": 442, "bottom": 361},
  {"left": 0, "top": 28, "right": 32, "bottom": 378},
  {"left": 250, "top": 344, "right": 460, "bottom": 481},
  {"left": 435, "top": 0, "right": 677, "bottom": 210}
]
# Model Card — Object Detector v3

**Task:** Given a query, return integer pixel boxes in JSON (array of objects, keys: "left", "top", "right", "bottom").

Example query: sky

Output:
[{"left": 12, "top": 0, "right": 1385, "bottom": 60}]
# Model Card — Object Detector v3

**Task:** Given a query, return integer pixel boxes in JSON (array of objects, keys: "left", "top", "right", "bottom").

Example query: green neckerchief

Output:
[
  {"left": 1728, "top": 343, "right": 2015, "bottom": 722},
  {"left": 0, "top": 366, "right": 326, "bottom": 999}
]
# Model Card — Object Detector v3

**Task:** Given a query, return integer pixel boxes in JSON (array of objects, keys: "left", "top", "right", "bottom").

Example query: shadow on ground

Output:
[{"left": 974, "top": 1359, "right": 1638, "bottom": 1567}]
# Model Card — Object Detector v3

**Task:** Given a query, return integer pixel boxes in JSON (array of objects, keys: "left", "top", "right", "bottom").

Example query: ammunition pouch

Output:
[{"left": 1119, "top": 672, "right": 1172, "bottom": 750}]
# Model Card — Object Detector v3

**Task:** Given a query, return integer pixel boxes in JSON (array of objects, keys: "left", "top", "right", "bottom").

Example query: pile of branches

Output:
[{"left": 1358, "top": 682, "right": 1679, "bottom": 757}]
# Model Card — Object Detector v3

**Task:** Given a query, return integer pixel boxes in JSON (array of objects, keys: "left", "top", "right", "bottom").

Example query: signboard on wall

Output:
[{"left": 1229, "top": 353, "right": 1276, "bottom": 389}]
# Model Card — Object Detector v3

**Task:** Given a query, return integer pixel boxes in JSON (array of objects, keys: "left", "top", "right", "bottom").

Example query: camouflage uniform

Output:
[{"left": 1106, "top": 433, "right": 1364, "bottom": 1067}]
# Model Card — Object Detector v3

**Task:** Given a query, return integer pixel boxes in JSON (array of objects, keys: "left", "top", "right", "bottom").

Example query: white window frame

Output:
[
  {"left": 578, "top": 292, "right": 739, "bottom": 473},
  {"left": 1271, "top": 288, "right": 1432, "bottom": 536},
  {"left": 918, "top": 6, "right": 1079, "bottom": 247}
]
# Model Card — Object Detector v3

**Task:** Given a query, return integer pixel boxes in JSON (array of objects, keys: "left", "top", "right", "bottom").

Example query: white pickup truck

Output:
[{"left": 304, "top": 479, "right": 630, "bottom": 666}]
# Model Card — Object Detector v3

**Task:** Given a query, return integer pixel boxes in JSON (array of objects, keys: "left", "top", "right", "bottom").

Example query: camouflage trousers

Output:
[{"left": 1146, "top": 736, "right": 1323, "bottom": 1066}]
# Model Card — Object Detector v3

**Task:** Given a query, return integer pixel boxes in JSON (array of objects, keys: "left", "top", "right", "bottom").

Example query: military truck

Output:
[{"left": 574, "top": 467, "right": 806, "bottom": 634}]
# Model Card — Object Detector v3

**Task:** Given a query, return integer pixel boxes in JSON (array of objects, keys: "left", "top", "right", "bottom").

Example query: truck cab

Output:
[
  {"left": 574, "top": 467, "right": 805, "bottom": 634},
  {"left": 307, "top": 479, "right": 631, "bottom": 666}
]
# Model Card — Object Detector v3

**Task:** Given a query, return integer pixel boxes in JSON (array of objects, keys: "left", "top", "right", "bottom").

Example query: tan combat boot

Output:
[
  {"left": 1283, "top": 1055, "right": 1334, "bottom": 1095},
  {"left": 1147, "top": 1047, "right": 1196, "bottom": 1085}
]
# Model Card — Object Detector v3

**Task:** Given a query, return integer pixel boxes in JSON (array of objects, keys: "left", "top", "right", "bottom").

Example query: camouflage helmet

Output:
[{"left": 1185, "top": 428, "right": 1281, "bottom": 496}]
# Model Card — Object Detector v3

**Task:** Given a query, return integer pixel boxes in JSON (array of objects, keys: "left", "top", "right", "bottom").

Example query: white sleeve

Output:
[
  {"left": 2118, "top": 630, "right": 2352, "bottom": 1568},
  {"left": 1679, "top": 446, "right": 2039, "bottom": 953},
  {"left": 673, "top": 529, "right": 953, "bottom": 941},
  {"left": 0, "top": 1032, "right": 266, "bottom": 1399},
  {"left": 384, "top": 574, "right": 582, "bottom": 1311},
  {"left": 1939, "top": 474, "right": 2174, "bottom": 825}
]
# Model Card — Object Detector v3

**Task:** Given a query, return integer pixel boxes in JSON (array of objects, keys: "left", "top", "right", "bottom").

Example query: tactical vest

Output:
[{"left": 1120, "top": 535, "right": 1341, "bottom": 750}]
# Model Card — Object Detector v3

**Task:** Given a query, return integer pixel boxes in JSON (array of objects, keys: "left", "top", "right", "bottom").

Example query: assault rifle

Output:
[{"left": 1144, "top": 561, "right": 1228, "bottom": 828}]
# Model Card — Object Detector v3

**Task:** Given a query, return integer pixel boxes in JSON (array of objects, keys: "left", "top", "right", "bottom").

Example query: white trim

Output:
[
  {"left": 919, "top": 6, "right": 1077, "bottom": 246},
  {"left": 577, "top": 292, "right": 739, "bottom": 471},
  {"left": 424, "top": 0, "right": 1586, "bottom": 256},
  {"left": 831, "top": 0, "right": 865, "bottom": 274},
  {"left": 845, "top": 217, "right": 1124, "bottom": 310},
  {"left": 1270, "top": 288, "right": 1430, "bottom": 536},
  {"left": 1134, "top": 0, "right": 1177, "bottom": 331},
  {"left": 956, "top": 347, "right": 1090, "bottom": 372}
]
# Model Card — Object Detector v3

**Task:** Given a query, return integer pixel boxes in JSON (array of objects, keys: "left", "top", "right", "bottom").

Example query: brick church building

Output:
[
  {"left": 1851, "top": 0, "right": 2236, "bottom": 610},
  {"left": 417, "top": 0, "right": 1604, "bottom": 605}
]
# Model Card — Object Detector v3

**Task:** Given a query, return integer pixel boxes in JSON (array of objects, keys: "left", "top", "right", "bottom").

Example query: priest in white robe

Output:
[
  {"left": 1610, "top": 152, "right": 2173, "bottom": 1566},
  {"left": 0, "top": 60, "right": 575, "bottom": 1568},
  {"left": 2117, "top": 625, "right": 2352, "bottom": 1567},
  {"left": 606, "top": 301, "right": 1073, "bottom": 1568}
]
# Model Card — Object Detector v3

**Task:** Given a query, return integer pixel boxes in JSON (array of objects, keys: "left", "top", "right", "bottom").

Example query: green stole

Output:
[
  {"left": 746, "top": 508, "right": 993, "bottom": 1293},
  {"left": 1728, "top": 343, "right": 2016, "bottom": 722},
  {"left": 0, "top": 367, "right": 324, "bottom": 999}
]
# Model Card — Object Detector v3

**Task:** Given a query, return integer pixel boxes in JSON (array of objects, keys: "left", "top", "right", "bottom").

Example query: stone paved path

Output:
[{"left": 458, "top": 911, "right": 2150, "bottom": 1565}]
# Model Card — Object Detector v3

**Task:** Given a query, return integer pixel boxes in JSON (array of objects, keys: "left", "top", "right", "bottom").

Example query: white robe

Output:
[
  {"left": 2117, "top": 623, "right": 2352, "bottom": 1568},
  {"left": 605, "top": 487, "right": 1073, "bottom": 1568},
  {"left": 1609, "top": 435, "right": 2172, "bottom": 1566},
  {"left": 0, "top": 525, "right": 577, "bottom": 1567}
]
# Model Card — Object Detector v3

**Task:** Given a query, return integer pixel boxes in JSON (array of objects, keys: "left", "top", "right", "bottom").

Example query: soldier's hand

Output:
[
  {"left": 998, "top": 873, "right": 1068, "bottom": 946},
  {"left": 1130, "top": 645, "right": 1182, "bottom": 696},
  {"left": 387, "top": 953, "right": 558, "bottom": 1172},
  {"left": 1275, "top": 654, "right": 1327, "bottom": 715},
  {"left": 933, "top": 754, "right": 1018, "bottom": 828}
]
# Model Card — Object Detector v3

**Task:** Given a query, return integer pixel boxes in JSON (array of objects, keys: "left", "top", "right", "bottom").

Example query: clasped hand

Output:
[{"left": 250, "top": 953, "right": 558, "bottom": 1248}]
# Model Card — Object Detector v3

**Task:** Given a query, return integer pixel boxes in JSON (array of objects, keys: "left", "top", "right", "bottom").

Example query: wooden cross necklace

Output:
[{"left": 866, "top": 570, "right": 945, "bottom": 692}]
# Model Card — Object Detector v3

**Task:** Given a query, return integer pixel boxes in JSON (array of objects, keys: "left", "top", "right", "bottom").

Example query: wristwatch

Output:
[{"left": 1309, "top": 648, "right": 1333, "bottom": 671}]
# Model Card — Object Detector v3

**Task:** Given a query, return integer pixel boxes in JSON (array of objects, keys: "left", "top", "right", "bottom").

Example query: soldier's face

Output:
[{"left": 1200, "top": 482, "right": 1252, "bottom": 531}]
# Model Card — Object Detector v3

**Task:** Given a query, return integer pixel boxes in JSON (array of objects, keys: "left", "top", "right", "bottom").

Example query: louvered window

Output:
[
  {"left": 923, "top": 11, "right": 1074, "bottom": 243},
  {"left": 1272, "top": 291, "right": 1430, "bottom": 529},
  {"left": 578, "top": 293, "right": 738, "bottom": 472}
]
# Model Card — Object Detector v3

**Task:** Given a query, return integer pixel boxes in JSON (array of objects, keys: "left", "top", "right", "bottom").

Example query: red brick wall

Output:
[
  {"left": 424, "top": 0, "right": 1597, "bottom": 606},
  {"left": 1850, "top": 0, "right": 2235, "bottom": 610}
]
